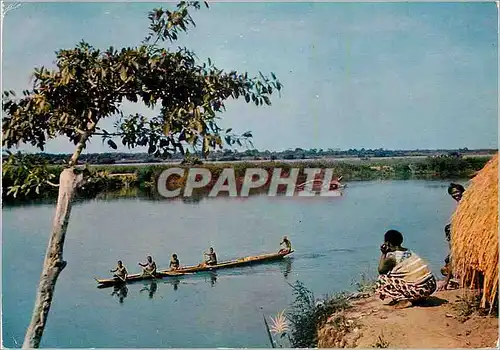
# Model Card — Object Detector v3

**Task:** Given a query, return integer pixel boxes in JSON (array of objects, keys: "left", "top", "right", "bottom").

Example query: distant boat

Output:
[
  {"left": 296, "top": 175, "right": 345, "bottom": 192},
  {"left": 95, "top": 250, "right": 294, "bottom": 288}
]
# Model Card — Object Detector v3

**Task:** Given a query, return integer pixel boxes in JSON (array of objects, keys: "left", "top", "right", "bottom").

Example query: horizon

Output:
[
  {"left": 3, "top": 2, "right": 498, "bottom": 154},
  {"left": 5, "top": 147, "right": 496, "bottom": 157}
]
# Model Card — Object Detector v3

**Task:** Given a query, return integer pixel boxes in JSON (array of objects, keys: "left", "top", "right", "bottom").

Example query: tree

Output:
[
  {"left": 1, "top": 1, "right": 22, "bottom": 19},
  {"left": 2, "top": 1, "right": 282, "bottom": 347}
]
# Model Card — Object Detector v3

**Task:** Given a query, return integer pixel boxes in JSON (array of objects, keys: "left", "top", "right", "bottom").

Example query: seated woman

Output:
[{"left": 376, "top": 229, "right": 437, "bottom": 309}]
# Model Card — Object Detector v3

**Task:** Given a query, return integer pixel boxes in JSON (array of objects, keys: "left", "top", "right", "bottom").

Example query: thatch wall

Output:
[{"left": 450, "top": 153, "right": 498, "bottom": 309}]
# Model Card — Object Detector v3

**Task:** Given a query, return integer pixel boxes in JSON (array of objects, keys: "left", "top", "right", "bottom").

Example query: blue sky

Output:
[{"left": 2, "top": 1, "right": 498, "bottom": 153}]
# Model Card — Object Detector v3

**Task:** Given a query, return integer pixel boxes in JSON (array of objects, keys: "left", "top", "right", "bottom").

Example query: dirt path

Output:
[{"left": 319, "top": 289, "right": 498, "bottom": 348}]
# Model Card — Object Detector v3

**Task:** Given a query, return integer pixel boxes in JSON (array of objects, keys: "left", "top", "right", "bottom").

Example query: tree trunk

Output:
[{"left": 22, "top": 168, "right": 84, "bottom": 348}]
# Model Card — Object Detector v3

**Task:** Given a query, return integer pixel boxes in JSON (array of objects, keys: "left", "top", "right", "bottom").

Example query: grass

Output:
[
  {"left": 453, "top": 291, "right": 497, "bottom": 322},
  {"left": 352, "top": 271, "right": 378, "bottom": 294},
  {"left": 454, "top": 292, "right": 482, "bottom": 318},
  {"left": 372, "top": 333, "right": 390, "bottom": 348},
  {"left": 285, "top": 281, "right": 351, "bottom": 348},
  {"left": 286, "top": 272, "right": 380, "bottom": 348},
  {"left": 317, "top": 313, "right": 358, "bottom": 348}
]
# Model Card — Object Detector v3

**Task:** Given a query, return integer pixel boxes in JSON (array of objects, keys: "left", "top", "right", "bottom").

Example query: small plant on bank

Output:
[
  {"left": 453, "top": 291, "right": 496, "bottom": 321},
  {"left": 352, "top": 271, "right": 378, "bottom": 294},
  {"left": 285, "top": 281, "right": 350, "bottom": 348},
  {"left": 263, "top": 310, "right": 291, "bottom": 348},
  {"left": 372, "top": 333, "right": 390, "bottom": 348},
  {"left": 317, "top": 313, "right": 359, "bottom": 348}
]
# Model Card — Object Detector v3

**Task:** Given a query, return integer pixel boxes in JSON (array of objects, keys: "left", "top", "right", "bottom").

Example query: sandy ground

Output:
[{"left": 318, "top": 289, "right": 498, "bottom": 348}]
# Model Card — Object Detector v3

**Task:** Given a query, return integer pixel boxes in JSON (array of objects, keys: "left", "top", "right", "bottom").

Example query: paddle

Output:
[
  {"left": 143, "top": 268, "right": 157, "bottom": 280},
  {"left": 138, "top": 261, "right": 157, "bottom": 279},
  {"left": 117, "top": 275, "right": 127, "bottom": 283},
  {"left": 109, "top": 269, "right": 127, "bottom": 283}
]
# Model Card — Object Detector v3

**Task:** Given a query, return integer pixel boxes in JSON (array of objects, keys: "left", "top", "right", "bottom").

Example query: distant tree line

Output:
[{"left": 3, "top": 147, "right": 496, "bottom": 165}]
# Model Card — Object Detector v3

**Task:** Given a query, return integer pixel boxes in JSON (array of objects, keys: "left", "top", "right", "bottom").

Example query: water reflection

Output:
[
  {"left": 280, "top": 258, "right": 293, "bottom": 279},
  {"left": 165, "top": 278, "right": 181, "bottom": 291},
  {"left": 204, "top": 272, "right": 217, "bottom": 287},
  {"left": 111, "top": 284, "right": 128, "bottom": 303},
  {"left": 140, "top": 280, "right": 158, "bottom": 299}
]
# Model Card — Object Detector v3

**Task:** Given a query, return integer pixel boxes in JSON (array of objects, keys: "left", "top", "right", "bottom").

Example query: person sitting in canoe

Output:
[
  {"left": 375, "top": 229, "right": 437, "bottom": 309},
  {"left": 110, "top": 260, "right": 128, "bottom": 282},
  {"left": 204, "top": 247, "right": 217, "bottom": 266},
  {"left": 170, "top": 254, "right": 180, "bottom": 270},
  {"left": 138, "top": 255, "right": 157, "bottom": 277},
  {"left": 279, "top": 236, "right": 292, "bottom": 254}
]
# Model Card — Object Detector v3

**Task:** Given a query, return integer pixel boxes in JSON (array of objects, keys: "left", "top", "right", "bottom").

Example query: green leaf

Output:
[
  {"left": 127, "top": 94, "right": 138, "bottom": 103},
  {"left": 164, "top": 124, "right": 171, "bottom": 135},
  {"left": 178, "top": 130, "right": 186, "bottom": 141},
  {"left": 159, "top": 138, "right": 169, "bottom": 148},
  {"left": 120, "top": 66, "right": 128, "bottom": 81},
  {"left": 203, "top": 137, "right": 209, "bottom": 157},
  {"left": 107, "top": 139, "right": 118, "bottom": 150}
]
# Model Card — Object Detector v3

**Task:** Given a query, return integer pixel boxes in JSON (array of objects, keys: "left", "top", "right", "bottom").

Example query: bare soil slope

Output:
[{"left": 318, "top": 289, "right": 498, "bottom": 348}]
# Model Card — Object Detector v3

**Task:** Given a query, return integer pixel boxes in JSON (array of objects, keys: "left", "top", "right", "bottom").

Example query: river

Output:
[{"left": 2, "top": 180, "right": 459, "bottom": 348}]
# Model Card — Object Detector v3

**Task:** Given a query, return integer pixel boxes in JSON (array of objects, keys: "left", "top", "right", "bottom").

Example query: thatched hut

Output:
[{"left": 450, "top": 153, "right": 498, "bottom": 310}]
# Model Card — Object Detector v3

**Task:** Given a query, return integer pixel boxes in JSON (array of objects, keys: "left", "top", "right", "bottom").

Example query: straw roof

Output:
[{"left": 450, "top": 153, "right": 498, "bottom": 309}]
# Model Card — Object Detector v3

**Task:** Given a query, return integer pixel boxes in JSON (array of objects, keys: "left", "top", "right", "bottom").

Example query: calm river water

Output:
[{"left": 2, "top": 180, "right": 459, "bottom": 348}]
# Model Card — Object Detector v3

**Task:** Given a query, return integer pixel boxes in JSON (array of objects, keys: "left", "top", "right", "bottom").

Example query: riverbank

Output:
[
  {"left": 317, "top": 288, "right": 498, "bottom": 348},
  {"left": 2, "top": 155, "right": 491, "bottom": 204}
]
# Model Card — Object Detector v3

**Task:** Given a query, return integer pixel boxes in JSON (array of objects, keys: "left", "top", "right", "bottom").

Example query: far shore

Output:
[
  {"left": 86, "top": 154, "right": 493, "bottom": 168},
  {"left": 3, "top": 154, "right": 492, "bottom": 204}
]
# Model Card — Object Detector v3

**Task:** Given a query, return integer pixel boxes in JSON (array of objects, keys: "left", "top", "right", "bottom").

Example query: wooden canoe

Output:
[
  {"left": 95, "top": 249, "right": 293, "bottom": 288},
  {"left": 95, "top": 270, "right": 190, "bottom": 288}
]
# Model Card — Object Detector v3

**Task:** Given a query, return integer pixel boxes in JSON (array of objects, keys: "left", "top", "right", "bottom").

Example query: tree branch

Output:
[
  {"left": 46, "top": 181, "right": 60, "bottom": 188},
  {"left": 68, "top": 120, "right": 96, "bottom": 167},
  {"left": 94, "top": 132, "right": 124, "bottom": 137},
  {"left": 74, "top": 127, "right": 86, "bottom": 135}
]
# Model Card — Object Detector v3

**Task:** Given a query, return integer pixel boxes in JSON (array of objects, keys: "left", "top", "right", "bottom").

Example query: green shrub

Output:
[{"left": 286, "top": 281, "right": 350, "bottom": 348}]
